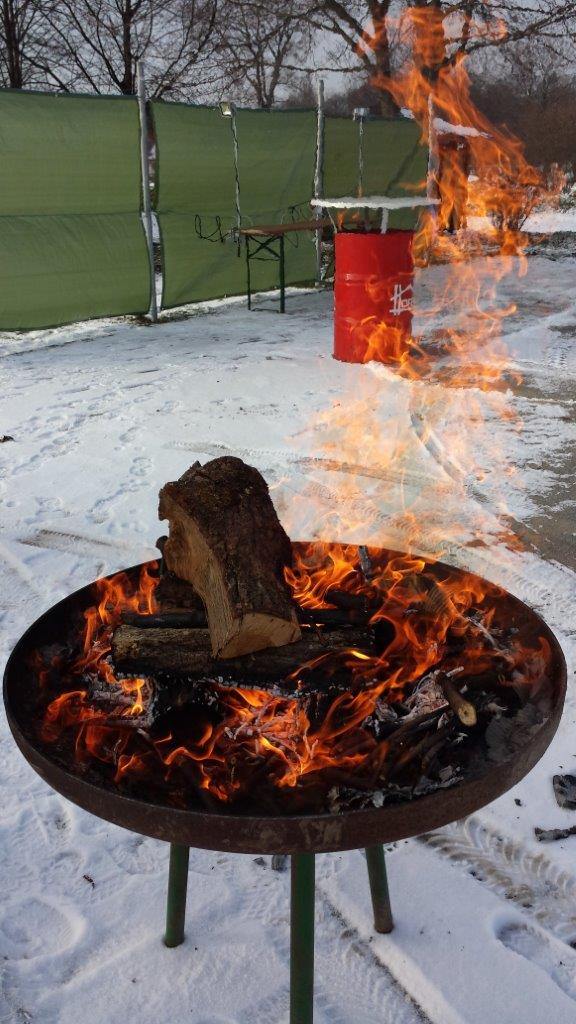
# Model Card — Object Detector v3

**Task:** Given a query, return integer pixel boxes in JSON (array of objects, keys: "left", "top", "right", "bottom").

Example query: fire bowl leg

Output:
[
  {"left": 365, "top": 845, "right": 393, "bottom": 933},
  {"left": 164, "top": 843, "right": 190, "bottom": 947},
  {"left": 290, "top": 852, "right": 315, "bottom": 1024}
]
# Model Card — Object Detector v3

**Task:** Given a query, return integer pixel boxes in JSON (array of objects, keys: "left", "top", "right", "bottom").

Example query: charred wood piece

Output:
[
  {"left": 324, "top": 588, "right": 374, "bottom": 615},
  {"left": 553, "top": 774, "right": 576, "bottom": 810},
  {"left": 358, "top": 545, "right": 374, "bottom": 582},
  {"left": 535, "top": 825, "right": 576, "bottom": 843},
  {"left": 388, "top": 722, "right": 455, "bottom": 779},
  {"left": 111, "top": 624, "right": 374, "bottom": 689}
]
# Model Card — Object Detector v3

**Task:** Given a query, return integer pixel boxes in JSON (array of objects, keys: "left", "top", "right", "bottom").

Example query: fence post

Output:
[
  {"left": 357, "top": 115, "right": 365, "bottom": 198},
  {"left": 136, "top": 61, "right": 158, "bottom": 322},
  {"left": 314, "top": 79, "right": 325, "bottom": 287}
]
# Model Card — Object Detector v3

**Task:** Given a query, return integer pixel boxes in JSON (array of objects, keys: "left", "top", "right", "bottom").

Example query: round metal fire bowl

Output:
[{"left": 4, "top": 547, "right": 566, "bottom": 855}]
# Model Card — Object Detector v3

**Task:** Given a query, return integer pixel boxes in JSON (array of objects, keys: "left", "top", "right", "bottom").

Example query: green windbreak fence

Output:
[
  {"left": 0, "top": 90, "right": 150, "bottom": 330},
  {"left": 0, "top": 91, "right": 428, "bottom": 328},
  {"left": 152, "top": 103, "right": 318, "bottom": 309},
  {"left": 324, "top": 117, "right": 427, "bottom": 229}
]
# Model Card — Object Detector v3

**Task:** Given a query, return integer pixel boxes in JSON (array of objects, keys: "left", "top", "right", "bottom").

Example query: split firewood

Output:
[
  {"left": 439, "top": 673, "right": 478, "bottom": 727},
  {"left": 111, "top": 624, "right": 373, "bottom": 688},
  {"left": 158, "top": 457, "right": 301, "bottom": 658}
]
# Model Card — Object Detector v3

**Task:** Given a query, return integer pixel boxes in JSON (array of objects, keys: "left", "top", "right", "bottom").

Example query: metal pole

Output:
[
  {"left": 290, "top": 853, "right": 315, "bottom": 1024},
  {"left": 365, "top": 845, "right": 393, "bottom": 934},
  {"left": 358, "top": 115, "right": 365, "bottom": 199},
  {"left": 164, "top": 843, "right": 190, "bottom": 947},
  {"left": 314, "top": 79, "right": 325, "bottom": 287},
  {"left": 231, "top": 110, "right": 241, "bottom": 238},
  {"left": 136, "top": 62, "right": 158, "bottom": 322}
]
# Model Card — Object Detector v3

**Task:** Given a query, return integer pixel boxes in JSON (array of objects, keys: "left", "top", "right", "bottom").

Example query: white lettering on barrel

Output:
[{"left": 390, "top": 283, "right": 413, "bottom": 316}]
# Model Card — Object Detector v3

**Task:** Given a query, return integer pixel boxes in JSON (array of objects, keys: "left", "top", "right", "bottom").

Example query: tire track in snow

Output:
[
  {"left": 168, "top": 439, "right": 448, "bottom": 492},
  {"left": 421, "top": 817, "right": 576, "bottom": 946}
]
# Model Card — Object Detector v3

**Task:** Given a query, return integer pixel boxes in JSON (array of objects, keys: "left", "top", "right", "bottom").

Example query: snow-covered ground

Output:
[
  {"left": 1, "top": 251, "right": 575, "bottom": 1023},
  {"left": 469, "top": 205, "right": 576, "bottom": 235},
  {"left": 525, "top": 208, "right": 576, "bottom": 234}
]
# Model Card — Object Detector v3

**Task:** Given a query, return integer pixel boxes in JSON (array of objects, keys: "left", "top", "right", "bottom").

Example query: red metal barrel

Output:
[{"left": 334, "top": 230, "right": 415, "bottom": 364}]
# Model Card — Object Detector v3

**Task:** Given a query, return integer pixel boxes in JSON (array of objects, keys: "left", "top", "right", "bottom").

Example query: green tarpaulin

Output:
[
  {"left": 0, "top": 90, "right": 150, "bottom": 329},
  {"left": 0, "top": 90, "right": 429, "bottom": 328},
  {"left": 324, "top": 118, "right": 428, "bottom": 229},
  {"left": 153, "top": 103, "right": 318, "bottom": 309}
]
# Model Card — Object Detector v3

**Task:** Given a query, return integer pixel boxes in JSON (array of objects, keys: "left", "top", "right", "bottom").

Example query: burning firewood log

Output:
[
  {"left": 439, "top": 672, "right": 478, "bottom": 727},
  {"left": 111, "top": 624, "right": 374, "bottom": 689},
  {"left": 158, "top": 457, "right": 301, "bottom": 658}
]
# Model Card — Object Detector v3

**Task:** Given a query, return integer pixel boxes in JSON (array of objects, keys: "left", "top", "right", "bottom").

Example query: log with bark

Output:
[
  {"left": 158, "top": 457, "right": 301, "bottom": 658},
  {"left": 111, "top": 624, "right": 374, "bottom": 689}
]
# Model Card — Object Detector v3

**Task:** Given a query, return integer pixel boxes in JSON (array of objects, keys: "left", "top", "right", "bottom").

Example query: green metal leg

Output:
[
  {"left": 164, "top": 843, "right": 190, "bottom": 947},
  {"left": 290, "top": 853, "right": 315, "bottom": 1024},
  {"left": 279, "top": 234, "right": 286, "bottom": 313},
  {"left": 365, "top": 845, "right": 393, "bottom": 933}
]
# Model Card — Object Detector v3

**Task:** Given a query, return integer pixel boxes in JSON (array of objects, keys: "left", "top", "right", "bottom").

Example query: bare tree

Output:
[
  {"left": 44, "top": 0, "right": 219, "bottom": 97},
  {"left": 0, "top": 0, "right": 56, "bottom": 88},
  {"left": 215, "top": 0, "right": 312, "bottom": 109},
  {"left": 471, "top": 36, "right": 576, "bottom": 175},
  {"left": 295, "top": 0, "right": 576, "bottom": 115},
  {"left": 300, "top": 0, "right": 399, "bottom": 116},
  {"left": 404, "top": 1, "right": 576, "bottom": 77}
]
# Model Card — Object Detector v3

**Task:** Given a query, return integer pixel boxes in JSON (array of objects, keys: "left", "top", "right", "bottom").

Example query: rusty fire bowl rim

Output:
[{"left": 3, "top": 548, "right": 567, "bottom": 855}]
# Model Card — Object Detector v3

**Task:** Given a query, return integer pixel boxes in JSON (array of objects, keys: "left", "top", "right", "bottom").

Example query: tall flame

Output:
[{"left": 284, "top": 3, "right": 559, "bottom": 559}]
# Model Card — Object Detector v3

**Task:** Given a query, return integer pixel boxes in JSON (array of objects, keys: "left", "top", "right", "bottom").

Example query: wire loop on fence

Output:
[{"left": 194, "top": 214, "right": 228, "bottom": 244}]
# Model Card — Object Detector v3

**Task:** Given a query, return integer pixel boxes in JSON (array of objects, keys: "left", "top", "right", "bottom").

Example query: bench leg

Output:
[
  {"left": 246, "top": 238, "right": 252, "bottom": 310},
  {"left": 164, "top": 843, "right": 190, "bottom": 947},
  {"left": 365, "top": 845, "right": 393, "bottom": 933},
  {"left": 290, "top": 852, "right": 315, "bottom": 1024},
  {"left": 279, "top": 234, "right": 286, "bottom": 313}
]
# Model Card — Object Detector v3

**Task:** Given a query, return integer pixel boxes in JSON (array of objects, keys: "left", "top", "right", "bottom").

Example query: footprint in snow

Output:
[
  {"left": 107, "top": 835, "right": 165, "bottom": 875},
  {"left": 37, "top": 496, "right": 64, "bottom": 514},
  {"left": 118, "top": 425, "right": 139, "bottom": 444},
  {"left": 130, "top": 456, "right": 153, "bottom": 479},
  {"left": 0, "top": 897, "right": 82, "bottom": 959},
  {"left": 497, "top": 919, "right": 576, "bottom": 1001}
]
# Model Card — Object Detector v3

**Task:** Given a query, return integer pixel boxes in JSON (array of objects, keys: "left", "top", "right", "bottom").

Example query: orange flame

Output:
[{"left": 35, "top": 548, "right": 549, "bottom": 808}]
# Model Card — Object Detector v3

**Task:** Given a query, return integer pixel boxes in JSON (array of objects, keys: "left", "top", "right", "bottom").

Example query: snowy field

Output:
[{"left": 1, "top": 249, "right": 576, "bottom": 1023}]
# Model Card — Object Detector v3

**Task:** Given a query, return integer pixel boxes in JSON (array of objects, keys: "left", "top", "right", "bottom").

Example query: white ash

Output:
[{"left": 404, "top": 671, "right": 447, "bottom": 718}]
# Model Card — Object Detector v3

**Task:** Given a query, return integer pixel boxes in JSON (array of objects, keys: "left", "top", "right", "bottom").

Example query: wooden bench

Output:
[{"left": 237, "top": 218, "right": 332, "bottom": 313}]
